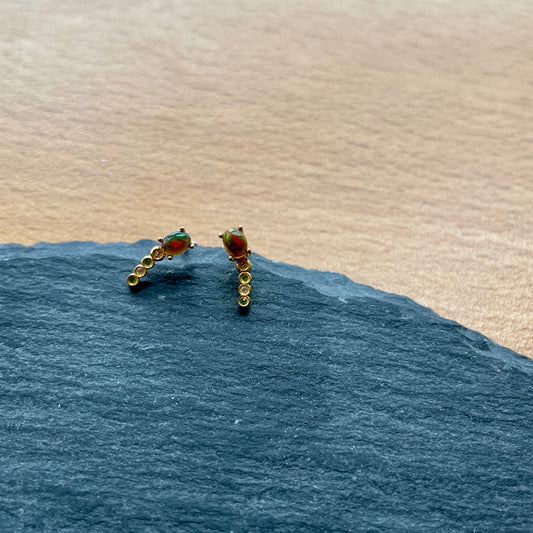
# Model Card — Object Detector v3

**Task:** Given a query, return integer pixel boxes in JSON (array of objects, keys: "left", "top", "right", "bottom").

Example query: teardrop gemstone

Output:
[
  {"left": 222, "top": 228, "right": 248, "bottom": 258},
  {"left": 160, "top": 231, "right": 191, "bottom": 255}
]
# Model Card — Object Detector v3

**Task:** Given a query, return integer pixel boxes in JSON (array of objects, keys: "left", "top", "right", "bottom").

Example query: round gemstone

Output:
[
  {"left": 150, "top": 246, "right": 165, "bottom": 260},
  {"left": 239, "top": 272, "right": 251, "bottom": 284},
  {"left": 222, "top": 228, "right": 248, "bottom": 258},
  {"left": 238, "top": 295, "right": 250, "bottom": 307},
  {"left": 134, "top": 265, "right": 146, "bottom": 277},
  {"left": 160, "top": 231, "right": 191, "bottom": 256},
  {"left": 236, "top": 259, "right": 251, "bottom": 272},
  {"left": 142, "top": 256, "right": 154, "bottom": 268},
  {"left": 239, "top": 284, "right": 251, "bottom": 296},
  {"left": 127, "top": 274, "right": 139, "bottom": 286}
]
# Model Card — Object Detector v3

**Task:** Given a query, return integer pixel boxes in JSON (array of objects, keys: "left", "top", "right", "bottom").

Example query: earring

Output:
[
  {"left": 219, "top": 226, "right": 252, "bottom": 307},
  {"left": 126, "top": 227, "right": 195, "bottom": 286}
]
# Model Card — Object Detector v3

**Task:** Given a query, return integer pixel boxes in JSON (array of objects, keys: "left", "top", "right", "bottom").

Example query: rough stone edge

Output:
[{"left": 1, "top": 240, "right": 532, "bottom": 371}]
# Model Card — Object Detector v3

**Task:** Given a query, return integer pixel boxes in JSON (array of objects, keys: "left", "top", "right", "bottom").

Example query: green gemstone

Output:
[
  {"left": 128, "top": 275, "right": 138, "bottom": 285},
  {"left": 241, "top": 274, "right": 250, "bottom": 283},
  {"left": 143, "top": 257, "right": 152, "bottom": 266}
]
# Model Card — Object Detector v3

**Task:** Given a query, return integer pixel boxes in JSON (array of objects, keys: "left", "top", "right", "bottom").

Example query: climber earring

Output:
[
  {"left": 219, "top": 226, "right": 252, "bottom": 307},
  {"left": 126, "top": 227, "right": 195, "bottom": 287}
]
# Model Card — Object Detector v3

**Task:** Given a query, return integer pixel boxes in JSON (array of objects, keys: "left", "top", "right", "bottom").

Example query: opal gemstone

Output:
[
  {"left": 222, "top": 228, "right": 248, "bottom": 258},
  {"left": 161, "top": 231, "right": 191, "bottom": 256}
]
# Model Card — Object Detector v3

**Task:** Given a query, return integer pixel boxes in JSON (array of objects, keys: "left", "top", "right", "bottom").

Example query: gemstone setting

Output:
[
  {"left": 142, "top": 256, "right": 154, "bottom": 268},
  {"left": 160, "top": 231, "right": 191, "bottom": 256},
  {"left": 134, "top": 265, "right": 147, "bottom": 277},
  {"left": 222, "top": 228, "right": 248, "bottom": 259},
  {"left": 239, "top": 272, "right": 251, "bottom": 284},
  {"left": 236, "top": 259, "right": 251, "bottom": 272},
  {"left": 150, "top": 246, "right": 165, "bottom": 261},
  {"left": 239, "top": 284, "right": 251, "bottom": 296},
  {"left": 238, "top": 295, "right": 250, "bottom": 307}
]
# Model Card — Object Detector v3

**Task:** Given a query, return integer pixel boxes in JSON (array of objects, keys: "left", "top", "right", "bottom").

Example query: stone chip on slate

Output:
[{"left": 0, "top": 241, "right": 532, "bottom": 532}]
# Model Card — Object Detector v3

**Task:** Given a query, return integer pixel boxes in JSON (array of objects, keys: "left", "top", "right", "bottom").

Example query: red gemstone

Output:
[
  {"left": 161, "top": 231, "right": 191, "bottom": 255},
  {"left": 222, "top": 229, "right": 247, "bottom": 258}
]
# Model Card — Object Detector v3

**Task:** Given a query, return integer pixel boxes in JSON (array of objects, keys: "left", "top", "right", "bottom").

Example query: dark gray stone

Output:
[{"left": 0, "top": 241, "right": 532, "bottom": 532}]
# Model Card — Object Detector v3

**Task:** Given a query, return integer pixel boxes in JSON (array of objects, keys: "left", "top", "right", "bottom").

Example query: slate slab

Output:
[{"left": 0, "top": 241, "right": 532, "bottom": 532}]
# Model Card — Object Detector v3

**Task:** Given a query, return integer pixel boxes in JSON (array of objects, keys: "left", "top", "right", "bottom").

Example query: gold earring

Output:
[
  {"left": 127, "top": 227, "right": 195, "bottom": 287},
  {"left": 219, "top": 226, "right": 252, "bottom": 307}
]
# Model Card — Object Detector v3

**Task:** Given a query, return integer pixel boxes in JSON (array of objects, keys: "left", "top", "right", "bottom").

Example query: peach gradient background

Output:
[{"left": 1, "top": 1, "right": 531, "bottom": 357}]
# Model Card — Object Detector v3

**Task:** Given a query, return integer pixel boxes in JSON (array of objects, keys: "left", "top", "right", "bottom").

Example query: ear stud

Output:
[
  {"left": 219, "top": 226, "right": 252, "bottom": 307},
  {"left": 127, "top": 227, "right": 195, "bottom": 287}
]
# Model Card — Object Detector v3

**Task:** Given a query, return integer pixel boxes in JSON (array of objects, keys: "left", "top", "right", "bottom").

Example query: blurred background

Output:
[{"left": 1, "top": 0, "right": 531, "bottom": 357}]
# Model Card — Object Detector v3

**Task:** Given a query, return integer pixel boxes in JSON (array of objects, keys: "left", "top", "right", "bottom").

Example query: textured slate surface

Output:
[{"left": 0, "top": 241, "right": 532, "bottom": 532}]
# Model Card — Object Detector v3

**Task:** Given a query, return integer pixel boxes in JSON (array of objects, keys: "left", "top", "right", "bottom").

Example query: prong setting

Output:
[
  {"left": 127, "top": 228, "right": 194, "bottom": 287},
  {"left": 220, "top": 226, "right": 252, "bottom": 308}
]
